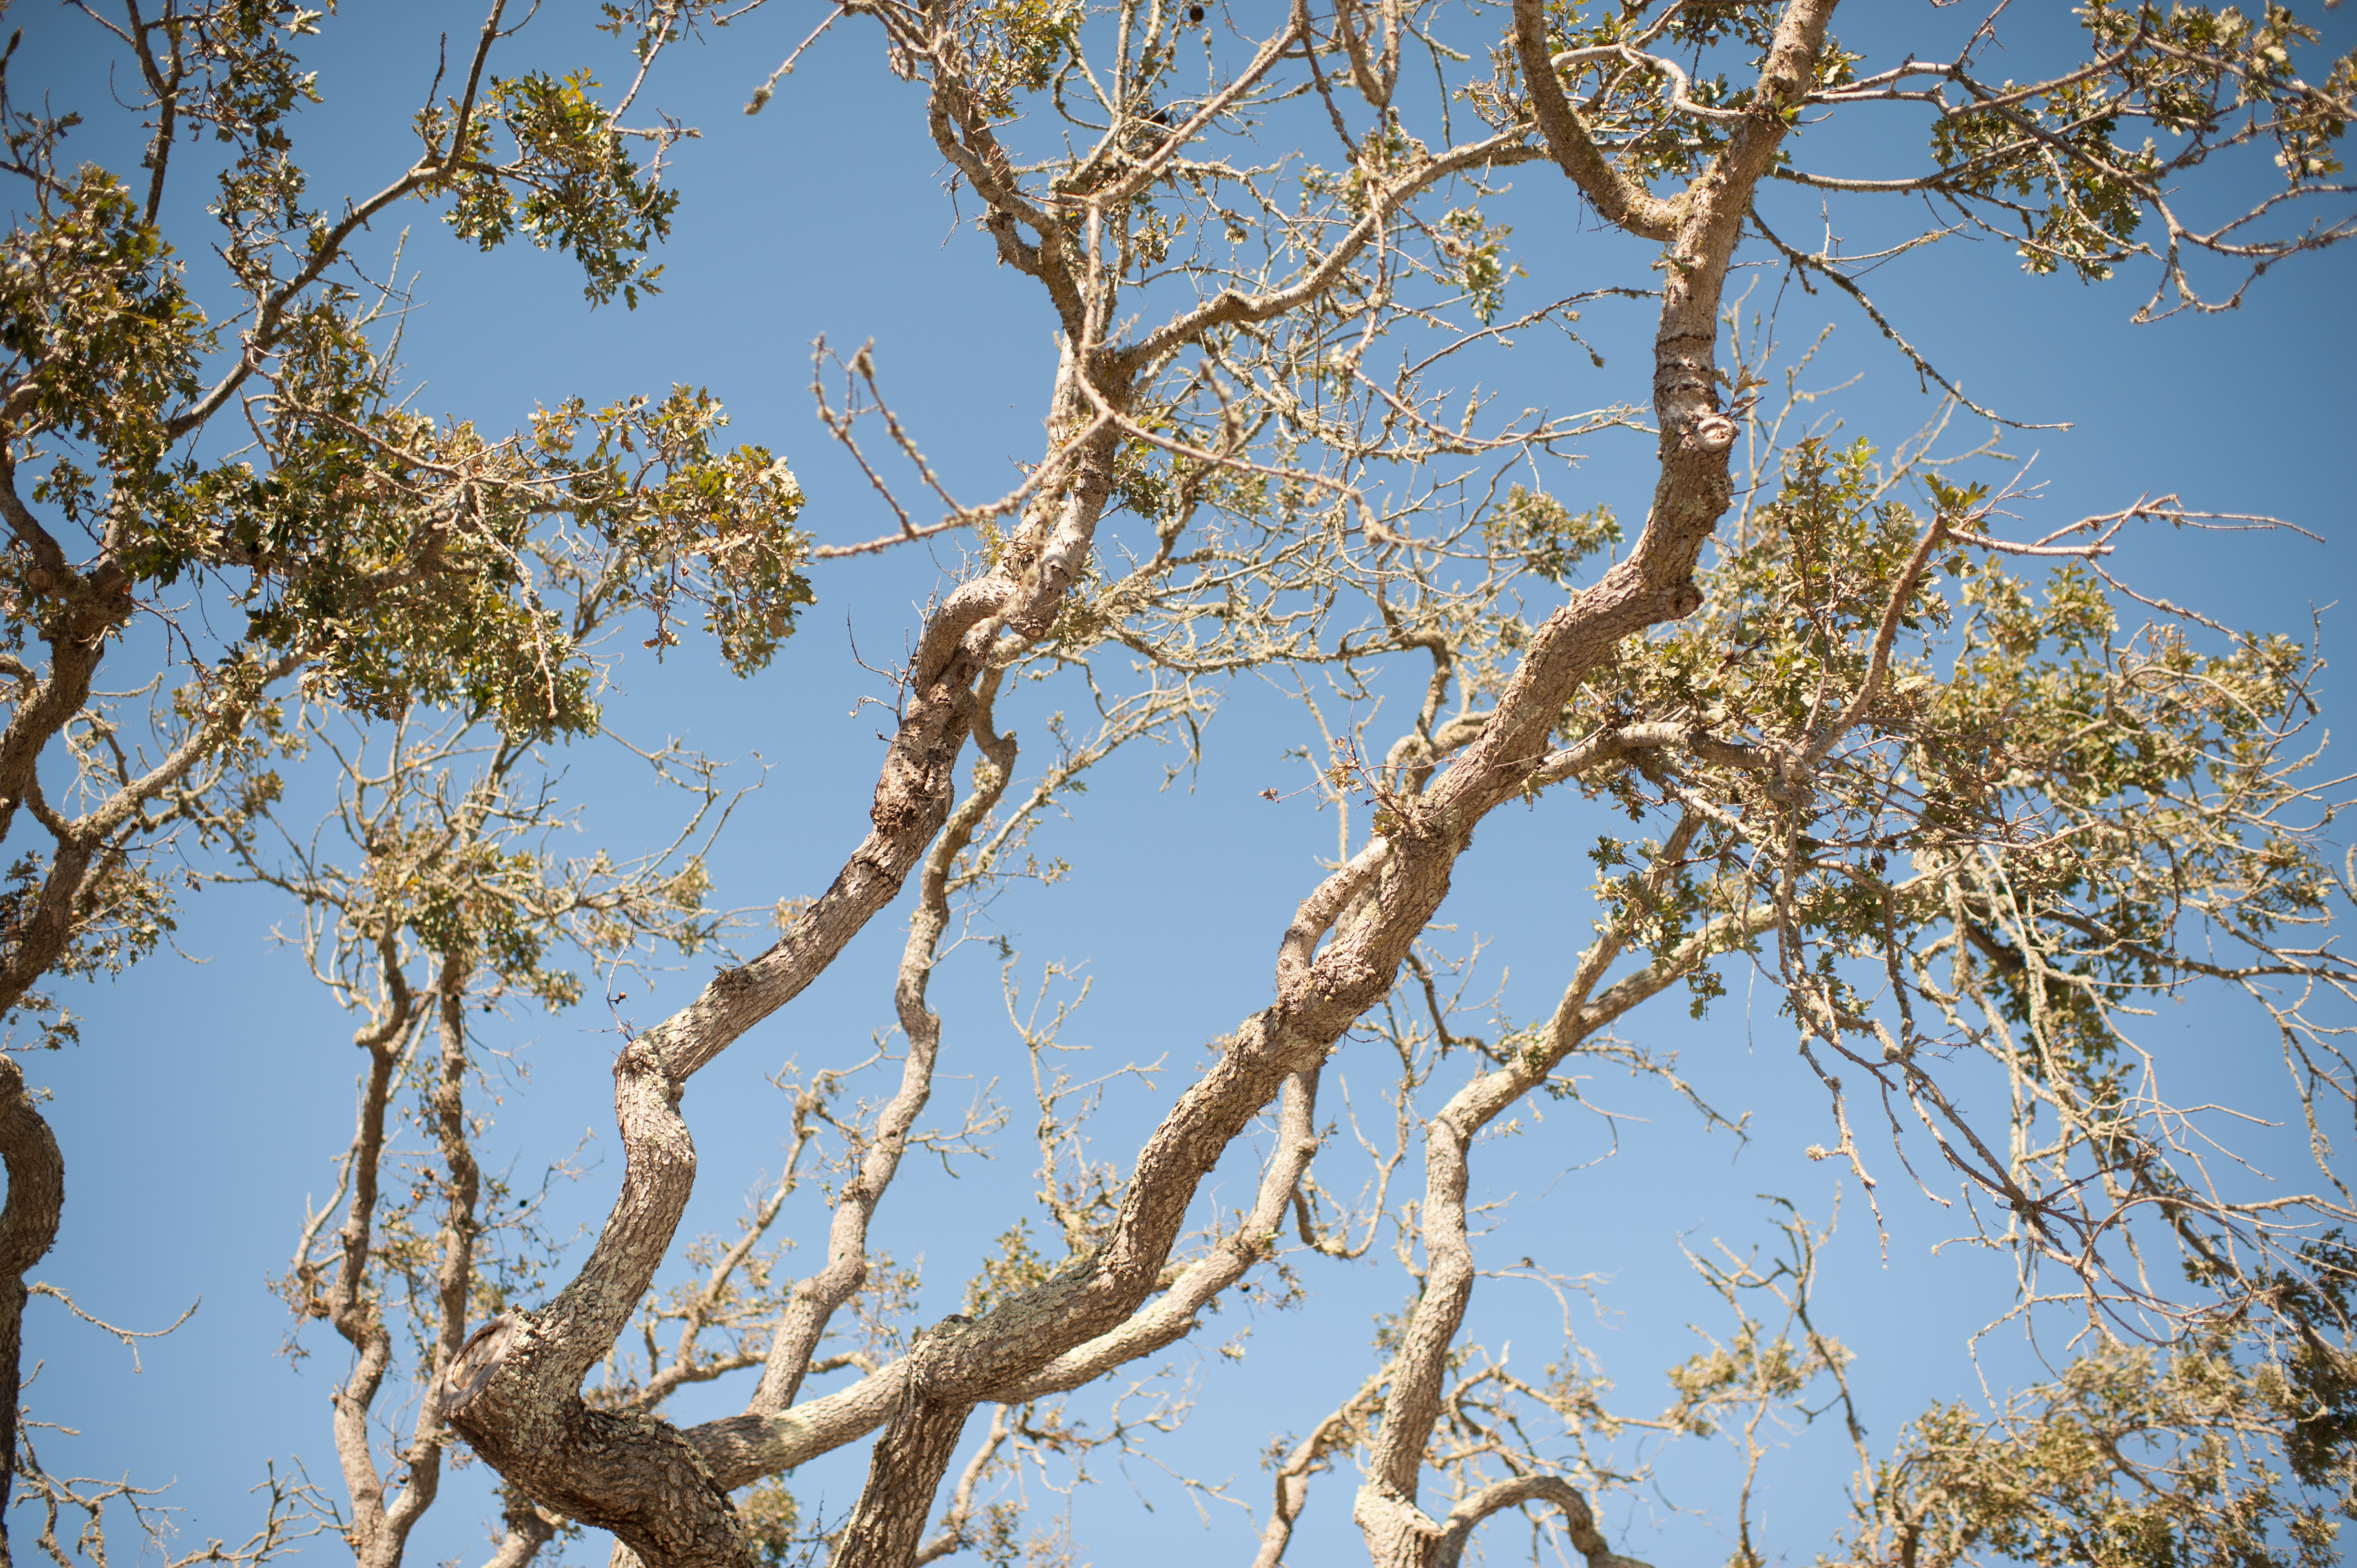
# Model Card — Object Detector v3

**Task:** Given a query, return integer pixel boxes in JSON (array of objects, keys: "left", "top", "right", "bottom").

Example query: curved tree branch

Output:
[{"left": 1432, "top": 1475, "right": 1648, "bottom": 1568}]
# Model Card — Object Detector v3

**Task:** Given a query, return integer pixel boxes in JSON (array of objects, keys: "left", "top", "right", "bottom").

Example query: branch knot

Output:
[{"left": 1684, "top": 412, "right": 1738, "bottom": 453}]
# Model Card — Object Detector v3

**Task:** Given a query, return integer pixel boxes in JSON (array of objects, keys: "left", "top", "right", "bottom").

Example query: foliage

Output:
[
  {"left": 1844, "top": 1332, "right": 2354, "bottom": 1568},
  {"left": 12, "top": 4, "right": 2357, "bottom": 1568},
  {"left": 0, "top": 0, "right": 809, "bottom": 1053}
]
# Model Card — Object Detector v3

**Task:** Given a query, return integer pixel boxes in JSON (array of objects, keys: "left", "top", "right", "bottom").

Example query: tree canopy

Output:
[{"left": 4, "top": 3, "right": 2355, "bottom": 1568}]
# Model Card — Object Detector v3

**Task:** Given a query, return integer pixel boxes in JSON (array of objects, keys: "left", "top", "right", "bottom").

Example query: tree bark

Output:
[
  {"left": 443, "top": 1038, "right": 754, "bottom": 1568},
  {"left": 445, "top": 318, "right": 1136, "bottom": 1568},
  {"left": 445, "top": 8, "right": 1843, "bottom": 1563},
  {"left": 832, "top": 1372, "right": 974, "bottom": 1568},
  {"left": 750, "top": 684, "right": 1017, "bottom": 1416},
  {"left": 1432, "top": 1476, "right": 1646, "bottom": 1568},
  {"left": 1341, "top": 2, "right": 1838, "bottom": 1560},
  {"left": 0, "top": 1055, "right": 65, "bottom": 1562}
]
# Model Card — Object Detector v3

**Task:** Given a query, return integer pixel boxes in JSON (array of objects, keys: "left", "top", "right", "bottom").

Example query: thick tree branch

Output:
[
  {"left": 1511, "top": 0, "right": 1679, "bottom": 241},
  {"left": 449, "top": 7, "right": 1840, "bottom": 1561},
  {"left": 1432, "top": 1476, "right": 1645, "bottom": 1568},
  {"left": 0, "top": 1054, "right": 65, "bottom": 1561},
  {"left": 749, "top": 677, "right": 1017, "bottom": 1415},
  {"left": 1005, "top": 1067, "right": 1323, "bottom": 1400},
  {"left": 441, "top": 1035, "right": 750, "bottom": 1568}
]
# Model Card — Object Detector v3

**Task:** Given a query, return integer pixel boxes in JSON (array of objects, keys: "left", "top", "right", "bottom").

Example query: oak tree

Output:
[
  {"left": 11, "top": 3, "right": 2357, "bottom": 1568},
  {"left": 0, "top": 2, "right": 805, "bottom": 1559}
]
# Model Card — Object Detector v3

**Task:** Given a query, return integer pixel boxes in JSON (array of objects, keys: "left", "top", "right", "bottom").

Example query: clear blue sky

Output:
[{"left": 13, "top": 4, "right": 2355, "bottom": 1566}]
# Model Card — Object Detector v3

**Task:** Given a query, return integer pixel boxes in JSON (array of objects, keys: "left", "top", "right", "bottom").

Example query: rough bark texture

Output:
[
  {"left": 1509, "top": 0, "right": 1679, "bottom": 241},
  {"left": 676, "top": 0, "right": 1830, "bottom": 1548},
  {"left": 20, "top": 4, "right": 2347, "bottom": 1565},
  {"left": 444, "top": 412, "right": 1125, "bottom": 1566},
  {"left": 832, "top": 1367, "right": 976, "bottom": 1568},
  {"left": 749, "top": 683, "right": 1017, "bottom": 1417},
  {"left": 1008, "top": 1067, "right": 1324, "bottom": 1401},
  {"left": 1432, "top": 1477, "right": 1641, "bottom": 1568},
  {"left": 444, "top": 158, "right": 1141, "bottom": 1549},
  {"left": 0, "top": 1054, "right": 65, "bottom": 1560},
  {"left": 1344, "top": 6, "right": 1836, "bottom": 1563},
  {"left": 447, "top": 6, "right": 1838, "bottom": 1562},
  {"left": 444, "top": 1038, "right": 753, "bottom": 1568}
]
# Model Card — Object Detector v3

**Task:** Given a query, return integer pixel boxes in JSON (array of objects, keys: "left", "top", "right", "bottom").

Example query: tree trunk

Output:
[{"left": 0, "top": 1056, "right": 65, "bottom": 1562}]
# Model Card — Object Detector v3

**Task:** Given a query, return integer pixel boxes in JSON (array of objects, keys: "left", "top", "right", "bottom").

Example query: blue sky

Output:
[{"left": 12, "top": 4, "right": 2356, "bottom": 1566}]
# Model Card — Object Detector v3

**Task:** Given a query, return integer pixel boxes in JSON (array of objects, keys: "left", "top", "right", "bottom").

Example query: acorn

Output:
[{"left": 1189, "top": 3, "right": 1205, "bottom": 19}]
